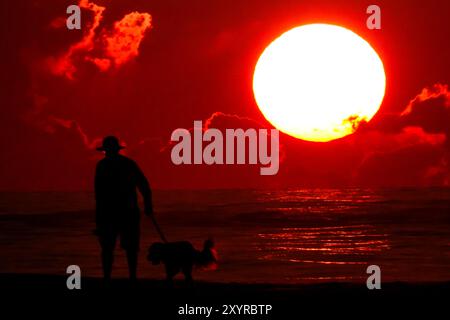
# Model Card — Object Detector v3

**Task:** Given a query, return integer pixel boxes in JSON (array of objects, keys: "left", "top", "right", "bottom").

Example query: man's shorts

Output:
[{"left": 99, "top": 221, "right": 140, "bottom": 252}]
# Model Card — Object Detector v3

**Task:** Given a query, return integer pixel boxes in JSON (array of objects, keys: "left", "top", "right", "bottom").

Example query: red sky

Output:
[{"left": 1, "top": 0, "right": 449, "bottom": 190}]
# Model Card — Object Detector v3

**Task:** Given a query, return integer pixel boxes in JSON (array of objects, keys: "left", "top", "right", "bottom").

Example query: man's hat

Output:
[{"left": 96, "top": 136, "right": 125, "bottom": 152}]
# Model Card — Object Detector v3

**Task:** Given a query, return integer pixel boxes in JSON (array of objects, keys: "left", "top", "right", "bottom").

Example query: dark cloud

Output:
[
  {"left": 401, "top": 84, "right": 450, "bottom": 138},
  {"left": 356, "top": 144, "right": 447, "bottom": 187},
  {"left": 354, "top": 84, "right": 450, "bottom": 186}
]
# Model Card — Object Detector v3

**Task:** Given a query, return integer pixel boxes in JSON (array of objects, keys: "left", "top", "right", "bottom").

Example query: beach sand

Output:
[{"left": 1, "top": 273, "right": 449, "bottom": 318}]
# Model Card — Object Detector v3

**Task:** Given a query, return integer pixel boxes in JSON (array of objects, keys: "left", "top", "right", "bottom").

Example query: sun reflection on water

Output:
[{"left": 257, "top": 225, "right": 390, "bottom": 266}]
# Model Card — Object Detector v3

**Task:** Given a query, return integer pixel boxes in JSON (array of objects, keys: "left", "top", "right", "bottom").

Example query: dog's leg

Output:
[
  {"left": 165, "top": 265, "right": 178, "bottom": 286},
  {"left": 182, "top": 264, "right": 193, "bottom": 283}
]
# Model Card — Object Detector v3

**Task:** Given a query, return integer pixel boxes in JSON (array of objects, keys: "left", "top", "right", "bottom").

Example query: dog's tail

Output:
[{"left": 196, "top": 238, "right": 218, "bottom": 270}]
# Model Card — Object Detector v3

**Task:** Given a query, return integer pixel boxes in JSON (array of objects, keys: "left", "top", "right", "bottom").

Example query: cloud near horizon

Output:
[{"left": 354, "top": 83, "right": 450, "bottom": 186}]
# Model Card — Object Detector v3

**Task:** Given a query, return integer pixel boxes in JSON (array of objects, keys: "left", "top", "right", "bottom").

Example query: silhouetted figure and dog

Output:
[{"left": 94, "top": 136, "right": 217, "bottom": 284}]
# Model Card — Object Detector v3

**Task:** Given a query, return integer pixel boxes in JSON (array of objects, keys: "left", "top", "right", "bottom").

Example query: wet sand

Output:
[{"left": 1, "top": 273, "right": 449, "bottom": 318}]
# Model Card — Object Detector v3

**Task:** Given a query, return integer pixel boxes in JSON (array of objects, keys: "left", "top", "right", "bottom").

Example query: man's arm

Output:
[{"left": 134, "top": 162, "right": 153, "bottom": 216}]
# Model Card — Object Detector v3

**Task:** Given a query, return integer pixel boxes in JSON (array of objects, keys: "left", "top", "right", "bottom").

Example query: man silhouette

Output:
[{"left": 95, "top": 136, "right": 153, "bottom": 281}]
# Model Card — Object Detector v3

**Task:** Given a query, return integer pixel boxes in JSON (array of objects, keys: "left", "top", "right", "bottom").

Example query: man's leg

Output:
[
  {"left": 100, "top": 228, "right": 116, "bottom": 282},
  {"left": 101, "top": 248, "right": 114, "bottom": 281},
  {"left": 126, "top": 250, "right": 138, "bottom": 281},
  {"left": 123, "top": 220, "right": 140, "bottom": 281}
]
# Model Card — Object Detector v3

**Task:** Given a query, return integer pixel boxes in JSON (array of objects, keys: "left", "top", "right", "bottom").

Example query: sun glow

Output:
[{"left": 253, "top": 24, "right": 386, "bottom": 142}]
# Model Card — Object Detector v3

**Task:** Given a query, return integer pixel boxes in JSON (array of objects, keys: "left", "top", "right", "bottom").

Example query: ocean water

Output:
[{"left": 0, "top": 188, "right": 449, "bottom": 284}]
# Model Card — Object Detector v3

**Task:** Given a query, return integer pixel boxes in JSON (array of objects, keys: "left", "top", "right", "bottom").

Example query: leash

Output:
[{"left": 150, "top": 214, "right": 168, "bottom": 243}]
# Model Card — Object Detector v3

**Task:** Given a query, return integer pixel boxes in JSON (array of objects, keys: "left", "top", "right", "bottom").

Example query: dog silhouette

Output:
[{"left": 147, "top": 239, "right": 217, "bottom": 282}]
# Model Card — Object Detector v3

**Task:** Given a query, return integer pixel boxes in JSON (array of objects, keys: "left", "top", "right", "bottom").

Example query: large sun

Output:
[{"left": 253, "top": 24, "right": 386, "bottom": 142}]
